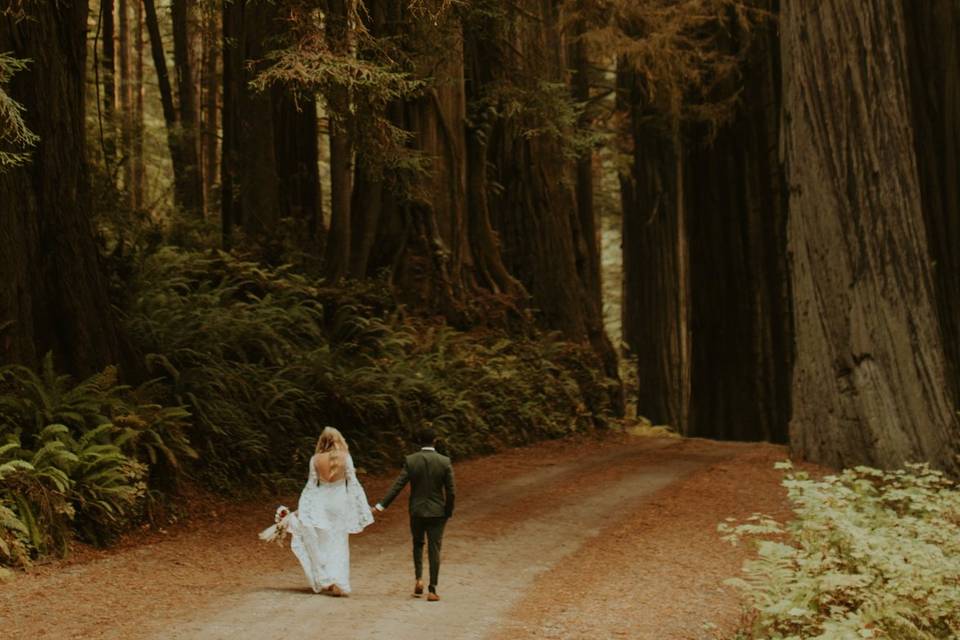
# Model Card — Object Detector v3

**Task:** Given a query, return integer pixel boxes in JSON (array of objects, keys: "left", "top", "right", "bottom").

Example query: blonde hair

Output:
[
  {"left": 315, "top": 427, "right": 349, "bottom": 477},
  {"left": 316, "top": 426, "right": 349, "bottom": 453}
]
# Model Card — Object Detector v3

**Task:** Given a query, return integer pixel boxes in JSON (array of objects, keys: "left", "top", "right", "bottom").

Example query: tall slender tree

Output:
[
  {"left": 322, "top": 0, "right": 354, "bottom": 280},
  {"left": 101, "top": 0, "right": 117, "bottom": 162},
  {"left": 118, "top": 0, "right": 134, "bottom": 205},
  {"left": 144, "top": 0, "right": 203, "bottom": 215},
  {"left": 200, "top": 4, "right": 220, "bottom": 217},
  {"left": 133, "top": 0, "right": 146, "bottom": 207},
  {"left": 171, "top": 0, "right": 203, "bottom": 215}
]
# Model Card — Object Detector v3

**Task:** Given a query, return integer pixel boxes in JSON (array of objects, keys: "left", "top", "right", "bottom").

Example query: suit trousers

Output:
[{"left": 410, "top": 515, "right": 446, "bottom": 592}]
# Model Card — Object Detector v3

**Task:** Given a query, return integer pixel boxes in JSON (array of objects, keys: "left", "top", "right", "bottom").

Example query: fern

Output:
[{"left": 125, "top": 248, "right": 614, "bottom": 490}]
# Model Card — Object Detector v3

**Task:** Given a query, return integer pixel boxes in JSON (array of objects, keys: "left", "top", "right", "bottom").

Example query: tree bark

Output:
[
  {"left": 133, "top": 0, "right": 145, "bottom": 208},
  {"left": 782, "top": 0, "right": 960, "bottom": 471},
  {"left": 118, "top": 0, "right": 134, "bottom": 206},
  {"left": 570, "top": 7, "right": 602, "bottom": 311},
  {"left": 618, "top": 64, "right": 691, "bottom": 429},
  {"left": 0, "top": 1, "right": 125, "bottom": 376},
  {"left": 483, "top": 0, "right": 620, "bottom": 394},
  {"left": 273, "top": 91, "right": 322, "bottom": 247},
  {"left": 171, "top": 0, "right": 203, "bottom": 216},
  {"left": 101, "top": 0, "right": 116, "bottom": 162},
  {"left": 221, "top": 0, "right": 239, "bottom": 247},
  {"left": 221, "top": 0, "right": 282, "bottom": 245},
  {"left": 200, "top": 6, "right": 219, "bottom": 218},
  {"left": 323, "top": 0, "right": 354, "bottom": 282},
  {"left": 144, "top": 0, "right": 201, "bottom": 215},
  {"left": 683, "top": 7, "right": 792, "bottom": 443}
]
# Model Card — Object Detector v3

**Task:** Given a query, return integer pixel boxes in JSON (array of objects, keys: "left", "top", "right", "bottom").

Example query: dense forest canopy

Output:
[{"left": 2, "top": 0, "right": 960, "bottom": 566}]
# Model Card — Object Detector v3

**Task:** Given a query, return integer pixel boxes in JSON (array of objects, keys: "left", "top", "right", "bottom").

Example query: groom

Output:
[{"left": 373, "top": 427, "right": 455, "bottom": 601}]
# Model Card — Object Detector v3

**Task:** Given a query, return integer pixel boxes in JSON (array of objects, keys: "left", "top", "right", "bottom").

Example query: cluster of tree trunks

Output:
[
  {"left": 6, "top": 0, "right": 960, "bottom": 470},
  {"left": 620, "top": 0, "right": 960, "bottom": 470},
  {"left": 221, "top": 1, "right": 321, "bottom": 248},
  {"left": 620, "top": 4, "right": 791, "bottom": 443}
]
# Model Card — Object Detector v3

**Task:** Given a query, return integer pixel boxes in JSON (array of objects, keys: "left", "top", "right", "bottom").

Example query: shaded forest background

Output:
[{"left": 1, "top": 0, "right": 960, "bottom": 564}]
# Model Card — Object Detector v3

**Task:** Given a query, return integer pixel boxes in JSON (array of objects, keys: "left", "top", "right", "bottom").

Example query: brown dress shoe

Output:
[
  {"left": 427, "top": 592, "right": 440, "bottom": 602},
  {"left": 413, "top": 580, "right": 424, "bottom": 596}
]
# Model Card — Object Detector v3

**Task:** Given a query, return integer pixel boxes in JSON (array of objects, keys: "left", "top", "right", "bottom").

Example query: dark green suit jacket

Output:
[{"left": 379, "top": 448, "right": 455, "bottom": 518}]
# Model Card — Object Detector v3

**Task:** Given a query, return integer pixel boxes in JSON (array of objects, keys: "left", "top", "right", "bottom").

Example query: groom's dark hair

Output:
[{"left": 416, "top": 427, "right": 436, "bottom": 446}]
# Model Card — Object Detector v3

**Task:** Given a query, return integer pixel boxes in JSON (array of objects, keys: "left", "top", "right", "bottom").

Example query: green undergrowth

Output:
[
  {"left": 0, "top": 356, "right": 194, "bottom": 570},
  {"left": 719, "top": 462, "right": 960, "bottom": 639},
  {"left": 1, "top": 248, "right": 616, "bottom": 568},
  {"left": 126, "top": 248, "right": 615, "bottom": 493}
]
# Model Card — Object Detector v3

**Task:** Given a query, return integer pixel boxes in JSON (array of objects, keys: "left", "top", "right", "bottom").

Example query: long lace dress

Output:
[{"left": 288, "top": 453, "right": 374, "bottom": 593}]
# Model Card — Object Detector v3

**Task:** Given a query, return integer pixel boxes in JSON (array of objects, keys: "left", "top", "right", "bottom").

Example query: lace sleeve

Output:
[{"left": 345, "top": 454, "right": 374, "bottom": 533}]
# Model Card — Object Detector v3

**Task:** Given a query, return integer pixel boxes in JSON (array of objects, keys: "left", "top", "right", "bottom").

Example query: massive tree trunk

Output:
[
  {"left": 570, "top": 6, "right": 602, "bottom": 311},
  {"left": 342, "top": 2, "right": 524, "bottom": 317},
  {"left": 0, "top": 1, "right": 125, "bottom": 376},
  {"left": 683, "top": 7, "right": 792, "bottom": 443},
  {"left": 618, "top": 66, "right": 690, "bottom": 429},
  {"left": 782, "top": 0, "right": 960, "bottom": 471}
]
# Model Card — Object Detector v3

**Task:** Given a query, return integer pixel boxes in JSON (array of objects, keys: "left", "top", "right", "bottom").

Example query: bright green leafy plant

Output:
[
  {"left": 720, "top": 461, "right": 960, "bottom": 639},
  {"left": 0, "top": 356, "right": 191, "bottom": 566}
]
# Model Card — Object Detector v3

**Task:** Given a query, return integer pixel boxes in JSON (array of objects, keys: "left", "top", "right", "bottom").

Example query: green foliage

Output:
[
  {"left": 127, "top": 248, "right": 613, "bottom": 491},
  {"left": 720, "top": 462, "right": 960, "bottom": 639},
  {"left": 0, "top": 356, "right": 192, "bottom": 566},
  {"left": 0, "top": 52, "right": 37, "bottom": 170}
]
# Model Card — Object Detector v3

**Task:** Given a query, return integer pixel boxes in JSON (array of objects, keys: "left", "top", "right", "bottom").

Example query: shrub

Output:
[
  {"left": 126, "top": 248, "right": 614, "bottom": 491},
  {"left": 0, "top": 356, "right": 191, "bottom": 565},
  {"left": 720, "top": 461, "right": 960, "bottom": 639}
]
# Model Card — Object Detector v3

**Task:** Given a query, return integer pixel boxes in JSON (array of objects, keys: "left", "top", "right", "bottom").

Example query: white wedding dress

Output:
[{"left": 287, "top": 453, "right": 374, "bottom": 594}]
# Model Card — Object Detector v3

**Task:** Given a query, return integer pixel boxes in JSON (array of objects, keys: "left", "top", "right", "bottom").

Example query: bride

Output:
[{"left": 284, "top": 427, "right": 374, "bottom": 596}]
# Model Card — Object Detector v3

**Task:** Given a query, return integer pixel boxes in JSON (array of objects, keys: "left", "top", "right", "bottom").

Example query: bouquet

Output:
[{"left": 258, "top": 505, "right": 296, "bottom": 545}]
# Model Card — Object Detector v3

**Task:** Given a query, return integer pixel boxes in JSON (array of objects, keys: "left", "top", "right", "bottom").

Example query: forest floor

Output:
[{"left": 0, "top": 432, "right": 807, "bottom": 639}]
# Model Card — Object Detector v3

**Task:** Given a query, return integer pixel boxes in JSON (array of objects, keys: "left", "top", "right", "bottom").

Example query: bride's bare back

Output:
[{"left": 313, "top": 451, "right": 346, "bottom": 483}]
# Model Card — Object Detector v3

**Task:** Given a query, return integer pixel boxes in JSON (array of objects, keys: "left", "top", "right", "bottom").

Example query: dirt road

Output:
[{"left": 1, "top": 434, "right": 796, "bottom": 639}]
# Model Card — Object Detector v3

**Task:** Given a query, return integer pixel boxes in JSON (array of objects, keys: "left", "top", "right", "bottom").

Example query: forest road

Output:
[
  {"left": 3, "top": 435, "right": 792, "bottom": 640},
  {"left": 161, "top": 437, "right": 742, "bottom": 640}
]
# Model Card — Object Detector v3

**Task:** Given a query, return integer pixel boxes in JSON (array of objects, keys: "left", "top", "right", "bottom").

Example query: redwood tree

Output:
[
  {"left": 782, "top": 0, "right": 960, "bottom": 471},
  {"left": 144, "top": 0, "right": 203, "bottom": 215},
  {"left": 683, "top": 4, "right": 791, "bottom": 443},
  {"left": 0, "top": 2, "right": 125, "bottom": 376},
  {"left": 616, "top": 1, "right": 787, "bottom": 436}
]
